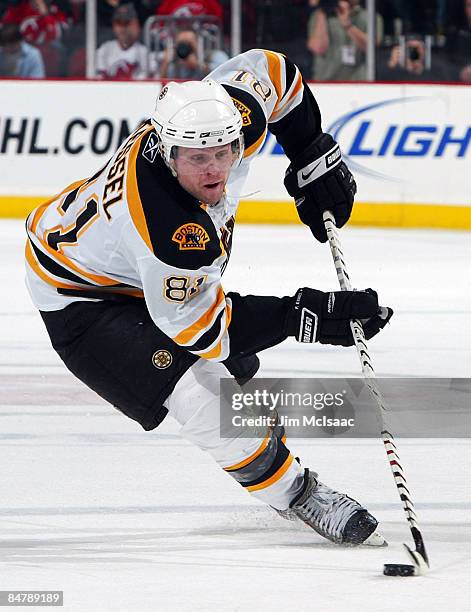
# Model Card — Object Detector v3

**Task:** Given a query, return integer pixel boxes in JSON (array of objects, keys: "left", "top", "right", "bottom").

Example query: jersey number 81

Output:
[{"left": 164, "top": 275, "right": 206, "bottom": 303}]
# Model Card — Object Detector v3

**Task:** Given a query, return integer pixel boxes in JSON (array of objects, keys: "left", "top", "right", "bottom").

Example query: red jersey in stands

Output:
[
  {"left": 156, "top": 0, "right": 223, "bottom": 20},
  {"left": 2, "top": 1, "right": 69, "bottom": 45}
]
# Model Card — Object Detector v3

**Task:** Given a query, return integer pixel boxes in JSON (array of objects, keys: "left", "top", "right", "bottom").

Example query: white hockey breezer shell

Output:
[{"left": 151, "top": 79, "right": 244, "bottom": 174}]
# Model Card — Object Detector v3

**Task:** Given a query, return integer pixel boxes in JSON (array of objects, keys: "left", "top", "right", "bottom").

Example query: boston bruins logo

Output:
[
  {"left": 231, "top": 97, "right": 252, "bottom": 126},
  {"left": 152, "top": 349, "right": 173, "bottom": 369},
  {"left": 172, "top": 223, "right": 210, "bottom": 251}
]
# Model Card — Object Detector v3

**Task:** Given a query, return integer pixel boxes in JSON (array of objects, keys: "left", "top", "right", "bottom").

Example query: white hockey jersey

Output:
[
  {"left": 96, "top": 39, "right": 157, "bottom": 80},
  {"left": 26, "top": 49, "right": 321, "bottom": 362}
]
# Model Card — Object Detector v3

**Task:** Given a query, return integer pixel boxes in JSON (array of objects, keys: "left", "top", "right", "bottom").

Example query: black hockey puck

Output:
[{"left": 383, "top": 564, "right": 416, "bottom": 577}]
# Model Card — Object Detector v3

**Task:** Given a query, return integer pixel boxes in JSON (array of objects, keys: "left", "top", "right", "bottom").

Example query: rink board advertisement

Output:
[{"left": 1, "top": 79, "right": 471, "bottom": 228}]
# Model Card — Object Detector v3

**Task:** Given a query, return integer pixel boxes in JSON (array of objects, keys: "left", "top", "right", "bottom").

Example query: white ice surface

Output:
[{"left": 1, "top": 220, "right": 471, "bottom": 611}]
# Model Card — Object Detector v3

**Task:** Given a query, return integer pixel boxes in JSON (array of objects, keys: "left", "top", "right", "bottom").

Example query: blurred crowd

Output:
[
  {"left": 307, "top": 0, "right": 471, "bottom": 82},
  {"left": 0, "top": 0, "right": 228, "bottom": 78},
  {"left": 0, "top": 0, "right": 470, "bottom": 83}
]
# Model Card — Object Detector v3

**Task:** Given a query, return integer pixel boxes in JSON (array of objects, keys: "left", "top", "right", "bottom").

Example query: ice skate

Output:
[{"left": 280, "top": 469, "right": 387, "bottom": 547}]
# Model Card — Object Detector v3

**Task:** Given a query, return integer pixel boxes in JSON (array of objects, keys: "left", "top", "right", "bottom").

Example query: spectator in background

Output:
[
  {"left": 97, "top": 1, "right": 154, "bottom": 29},
  {"left": 307, "top": 0, "right": 382, "bottom": 80},
  {"left": 98, "top": 0, "right": 129, "bottom": 29},
  {"left": 381, "top": 37, "right": 428, "bottom": 79},
  {"left": 2, "top": 0, "right": 70, "bottom": 76},
  {"left": 0, "top": 22, "right": 45, "bottom": 77},
  {"left": 377, "top": 35, "right": 448, "bottom": 82},
  {"left": 1, "top": 0, "right": 69, "bottom": 45},
  {"left": 159, "top": 27, "right": 227, "bottom": 78},
  {"left": 156, "top": 0, "right": 222, "bottom": 20},
  {"left": 96, "top": 3, "right": 156, "bottom": 79},
  {"left": 446, "top": 0, "right": 471, "bottom": 81}
]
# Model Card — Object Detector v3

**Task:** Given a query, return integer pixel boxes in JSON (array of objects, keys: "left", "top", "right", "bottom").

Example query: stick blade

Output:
[{"left": 403, "top": 543, "right": 429, "bottom": 575}]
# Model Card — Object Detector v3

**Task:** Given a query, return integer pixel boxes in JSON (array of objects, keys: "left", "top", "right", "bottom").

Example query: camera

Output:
[
  {"left": 408, "top": 47, "right": 420, "bottom": 62},
  {"left": 176, "top": 41, "right": 193, "bottom": 60}
]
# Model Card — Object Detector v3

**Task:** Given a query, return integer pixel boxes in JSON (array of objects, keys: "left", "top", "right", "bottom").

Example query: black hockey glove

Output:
[
  {"left": 284, "top": 133, "right": 356, "bottom": 243},
  {"left": 285, "top": 287, "right": 393, "bottom": 347},
  {"left": 223, "top": 353, "right": 260, "bottom": 386}
]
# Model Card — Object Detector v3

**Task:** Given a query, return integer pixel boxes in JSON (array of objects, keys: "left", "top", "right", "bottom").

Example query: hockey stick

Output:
[{"left": 322, "top": 210, "right": 429, "bottom": 574}]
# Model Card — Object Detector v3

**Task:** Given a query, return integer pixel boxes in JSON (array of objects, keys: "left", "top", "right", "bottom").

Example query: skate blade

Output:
[{"left": 362, "top": 530, "right": 388, "bottom": 547}]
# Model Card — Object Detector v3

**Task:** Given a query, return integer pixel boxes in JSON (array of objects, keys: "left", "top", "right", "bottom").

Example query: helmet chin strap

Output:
[{"left": 168, "top": 158, "right": 178, "bottom": 178}]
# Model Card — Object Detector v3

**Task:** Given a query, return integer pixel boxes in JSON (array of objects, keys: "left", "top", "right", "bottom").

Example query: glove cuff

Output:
[
  {"left": 285, "top": 288, "right": 325, "bottom": 342},
  {"left": 284, "top": 133, "right": 343, "bottom": 196}
]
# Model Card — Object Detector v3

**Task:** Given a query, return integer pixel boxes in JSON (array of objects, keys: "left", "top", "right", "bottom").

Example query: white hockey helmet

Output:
[{"left": 151, "top": 79, "right": 244, "bottom": 175}]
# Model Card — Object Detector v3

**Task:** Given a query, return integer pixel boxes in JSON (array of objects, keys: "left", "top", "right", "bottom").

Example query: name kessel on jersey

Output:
[{"left": 142, "top": 132, "right": 160, "bottom": 163}]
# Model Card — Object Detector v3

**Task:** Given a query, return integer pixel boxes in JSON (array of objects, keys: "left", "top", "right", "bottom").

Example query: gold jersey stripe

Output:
[
  {"left": 223, "top": 432, "right": 271, "bottom": 472},
  {"left": 194, "top": 304, "right": 232, "bottom": 359},
  {"left": 196, "top": 337, "right": 223, "bottom": 360},
  {"left": 126, "top": 125, "right": 155, "bottom": 253},
  {"left": 32, "top": 231, "right": 119, "bottom": 286},
  {"left": 243, "top": 128, "right": 267, "bottom": 158},
  {"left": 246, "top": 454, "right": 294, "bottom": 492},
  {"left": 28, "top": 182, "right": 123, "bottom": 286},
  {"left": 27, "top": 241, "right": 145, "bottom": 298},
  {"left": 173, "top": 285, "right": 226, "bottom": 346},
  {"left": 25, "top": 241, "right": 82, "bottom": 290},
  {"left": 272, "top": 73, "right": 303, "bottom": 120},
  {"left": 263, "top": 50, "right": 283, "bottom": 105},
  {"left": 29, "top": 179, "right": 86, "bottom": 233}
]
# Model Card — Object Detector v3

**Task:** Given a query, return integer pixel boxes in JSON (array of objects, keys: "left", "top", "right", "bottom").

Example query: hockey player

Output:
[{"left": 25, "top": 49, "right": 392, "bottom": 547}]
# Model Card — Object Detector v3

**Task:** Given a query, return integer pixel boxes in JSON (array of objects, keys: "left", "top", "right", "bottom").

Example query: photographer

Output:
[
  {"left": 307, "top": 0, "right": 382, "bottom": 80},
  {"left": 159, "top": 27, "right": 228, "bottom": 79},
  {"left": 377, "top": 35, "right": 448, "bottom": 82}
]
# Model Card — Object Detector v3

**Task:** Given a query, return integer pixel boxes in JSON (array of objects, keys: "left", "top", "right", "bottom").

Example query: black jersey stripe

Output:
[
  {"left": 57, "top": 287, "right": 144, "bottom": 301},
  {"left": 283, "top": 57, "right": 297, "bottom": 95},
  {"left": 60, "top": 164, "right": 108, "bottom": 214},
  {"left": 239, "top": 440, "right": 290, "bottom": 489},
  {"left": 61, "top": 186, "right": 81, "bottom": 213},
  {"left": 30, "top": 237, "right": 143, "bottom": 295},
  {"left": 222, "top": 84, "right": 267, "bottom": 153},
  {"left": 185, "top": 307, "right": 225, "bottom": 352},
  {"left": 29, "top": 238, "right": 95, "bottom": 286},
  {"left": 269, "top": 84, "right": 322, "bottom": 159}
]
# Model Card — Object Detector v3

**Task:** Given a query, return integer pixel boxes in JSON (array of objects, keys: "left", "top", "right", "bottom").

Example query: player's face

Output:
[{"left": 173, "top": 143, "right": 235, "bottom": 206}]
